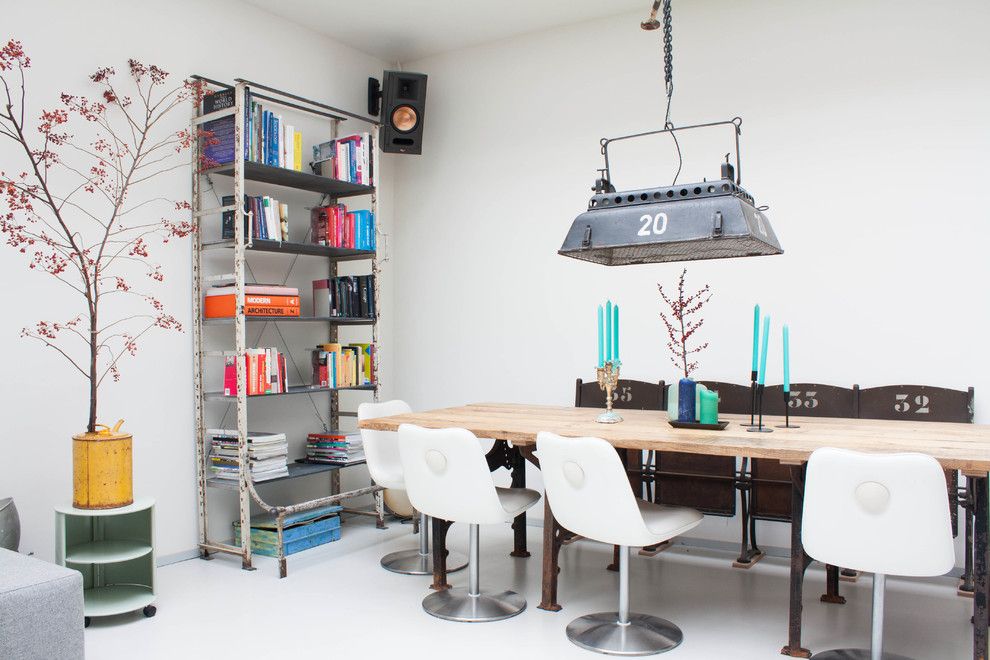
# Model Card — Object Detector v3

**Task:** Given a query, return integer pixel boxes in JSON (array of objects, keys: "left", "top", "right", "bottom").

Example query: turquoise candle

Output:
[
  {"left": 613, "top": 304, "right": 619, "bottom": 364},
  {"left": 751, "top": 304, "right": 760, "bottom": 376},
  {"left": 699, "top": 389, "right": 719, "bottom": 424},
  {"left": 757, "top": 316, "right": 770, "bottom": 385},
  {"left": 605, "top": 300, "right": 613, "bottom": 363},
  {"left": 597, "top": 305, "right": 604, "bottom": 368},
  {"left": 783, "top": 325, "right": 790, "bottom": 393}
]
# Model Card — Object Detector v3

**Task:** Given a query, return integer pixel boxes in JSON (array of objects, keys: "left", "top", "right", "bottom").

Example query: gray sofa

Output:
[{"left": 0, "top": 548, "right": 84, "bottom": 660}]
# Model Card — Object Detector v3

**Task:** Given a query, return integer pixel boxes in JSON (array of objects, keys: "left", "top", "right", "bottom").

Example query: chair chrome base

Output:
[
  {"left": 810, "top": 651, "right": 913, "bottom": 660},
  {"left": 381, "top": 548, "right": 468, "bottom": 575},
  {"left": 422, "top": 587, "right": 527, "bottom": 622},
  {"left": 566, "top": 612, "right": 684, "bottom": 656}
]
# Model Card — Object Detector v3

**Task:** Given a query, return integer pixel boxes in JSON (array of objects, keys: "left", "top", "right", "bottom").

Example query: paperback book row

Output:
[
  {"left": 311, "top": 343, "right": 375, "bottom": 389},
  {"left": 205, "top": 284, "right": 300, "bottom": 318},
  {"left": 222, "top": 195, "right": 288, "bottom": 241},
  {"left": 208, "top": 429, "right": 289, "bottom": 482},
  {"left": 313, "top": 276, "right": 376, "bottom": 319},
  {"left": 202, "top": 88, "right": 304, "bottom": 171},
  {"left": 305, "top": 432, "right": 365, "bottom": 466},
  {"left": 310, "top": 204, "right": 376, "bottom": 250},
  {"left": 312, "top": 133, "right": 373, "bottom": 185},
  {"left": 223, "top": 348, "right": 288, "bottom": 396}
]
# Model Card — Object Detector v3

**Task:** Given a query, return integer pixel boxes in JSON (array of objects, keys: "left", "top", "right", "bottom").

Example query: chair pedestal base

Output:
[
  {"left": 810, "top": 650, "right": 913, "bottom": 660},
  {"left": 422, "top": 587, "right": 527, "bottom": 622},
  {"left": 381, "top": 549, "right": 468, "bottom": 575},
  {"left": 566, "top": 612, "right": 684, "bottom": 656}
]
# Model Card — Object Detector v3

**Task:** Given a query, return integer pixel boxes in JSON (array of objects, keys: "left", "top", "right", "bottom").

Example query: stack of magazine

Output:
[
  {"left": 305, "top": 432, "right": 365, "bottom": 466},
  {"left": 209, "top": 429, "right": 289, "bottom": 482}
]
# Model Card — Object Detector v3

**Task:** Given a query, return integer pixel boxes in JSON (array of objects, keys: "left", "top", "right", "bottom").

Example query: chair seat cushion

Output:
[
  {"left": 372, "top": 469, "right": 405, "bottom": 491},
  {"left": 495, "top": 487, "right": 541, "bottom": 520},
  {"left": 637, "top": 499, "right": 704, "bottom": 544}
]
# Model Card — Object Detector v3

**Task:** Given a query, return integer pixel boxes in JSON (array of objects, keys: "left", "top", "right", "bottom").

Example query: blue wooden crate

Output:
[{"left": 233, "top": 505, "right": 342, "bottom": 557}]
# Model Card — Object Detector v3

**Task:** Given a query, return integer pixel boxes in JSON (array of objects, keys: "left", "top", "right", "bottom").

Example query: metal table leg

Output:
[
  {"left": 972, "top": 475, "right": 988, "bottom": 660},
  {"left": 781, "top": 463, "right": 812, "bottom": 658},
  {"left": 430, "top": 516, "right": 453, "bottom": 592},
  {"left": 510, "top": 446, "right": 530, "bottom": 558},
  {"left": 539, "top": 497, "right": 567, "bottom": 611},
  {"left": 821, "top": 565, "right": 846, "bottom": 604}
]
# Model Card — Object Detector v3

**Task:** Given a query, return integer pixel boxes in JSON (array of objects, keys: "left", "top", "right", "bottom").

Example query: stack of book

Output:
[
  {"left": 205, "top": 284, "right": 300, "bottom": 318},
  {"left": 311, "top": 343, "right": 375, "bottom": 389},
  {"left": 305, "top": 432, "right": 365, "bottom": 466},
  {"left": 313, "top": 276, "right": 375, "bottom": 318},
  {"left": 209, "top": 429, "right": 289, "bottom": 482},
  {"left": 310, "top": 204, "right": 375, "bottom": 250},
  {"left": 222, "top": 195, "right": 289, "bottom": 241},
  {"left": 223, "top": 348, "right": 288, "bottom": 396},
  {"left": 311, "top": 133, "right": 373, "bottom": 185},
  {"left": 200, "top": 89, "right": 303, "bottom": 171}
]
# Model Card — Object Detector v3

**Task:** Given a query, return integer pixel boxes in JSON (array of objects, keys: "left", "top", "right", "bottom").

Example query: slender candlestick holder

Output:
[
  {"left": 776, "top": 390, "right": 800, "bottom": 429},
  {"left": 744, "top": 370, "right": 758, "bottom": 428},
  {"left": 746, "top": 383, "right": 773, "bottom": 433},
  {"left": 596, "top": 361, "right": 623, "bottom": 424}
]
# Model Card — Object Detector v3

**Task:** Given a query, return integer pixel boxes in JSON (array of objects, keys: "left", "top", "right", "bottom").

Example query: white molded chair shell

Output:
[
  {"left": 802, "top": 447, "right": 955, "bottom": 577},
  {"left": 537, "top": 432, "right": 702, "bottom": 548},
  {"left": 398, "top": 424, "right": 540, "bottom": 525},
  {"left": 358, "top": 399, "right": 412, "bottom": 490}
]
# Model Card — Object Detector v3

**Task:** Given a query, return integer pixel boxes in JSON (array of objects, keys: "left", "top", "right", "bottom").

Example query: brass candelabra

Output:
[{"left": 596, "top": 361, "right": 622, "bottom": 424}]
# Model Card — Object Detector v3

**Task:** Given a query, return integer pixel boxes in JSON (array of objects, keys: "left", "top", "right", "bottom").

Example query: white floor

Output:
[{"left": 85, "top": 516, "right": 975, "bottom": 659}]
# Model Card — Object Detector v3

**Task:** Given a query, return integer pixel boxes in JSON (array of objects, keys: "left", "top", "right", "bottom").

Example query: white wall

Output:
[
  {"left": 0, "top": 0, "right": 395, "bottom": 560},
  {"left": 393, "top": 0, "right": 990, "bottom": 552},
  {"left": 4, "top": 0, "right": 989, "bottom": 564}
]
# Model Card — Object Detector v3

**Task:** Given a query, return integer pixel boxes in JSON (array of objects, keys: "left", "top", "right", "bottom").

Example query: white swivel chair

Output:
[
  {"left": 398, "top": 424, "right": 541, "bottom": 622},
  {"left": 803, "top": 447, "right": 955, "bottom": 660},
  {"left": 358, "top": 400, "right": 467, "bottom": 575},
  {"left": 537, "top": 432, "right": 703, "bottom": 656}
]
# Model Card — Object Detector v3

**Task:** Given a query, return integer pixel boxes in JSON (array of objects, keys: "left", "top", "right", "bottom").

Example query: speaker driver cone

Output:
[{"left": 391, "top": 105, "right": 418, "bottom": 132}]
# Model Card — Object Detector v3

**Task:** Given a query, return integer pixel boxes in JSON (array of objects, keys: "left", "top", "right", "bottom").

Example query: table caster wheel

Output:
[
  {"left": 84, "top": 617, "right": 91, "bottom": 628},
  {"left": 143, "top": 605, "right": 157, "bottom": 618}
]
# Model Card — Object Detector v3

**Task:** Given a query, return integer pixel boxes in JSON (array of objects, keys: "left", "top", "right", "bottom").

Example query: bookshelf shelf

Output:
[
  {"left": 205, "top": 160, "right": 374, "bottom": 198},
  {"left": 204, "top": 384, "right": 375, "bottom": 401},
  {"left": 202, "top": 238, "right": 374, "bottom": 261},
  {"left": 206, "top": 459, "right": 366, "bottom": 490},
  {"left": 191, "top": 78, "right": 384, "bottom": 579},
  {"left": 203, "top": 316, "right": 375, "bottom": 326}
]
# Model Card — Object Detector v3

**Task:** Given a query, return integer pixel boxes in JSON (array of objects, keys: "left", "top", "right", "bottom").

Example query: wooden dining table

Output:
[{"left": 359, "top": 402, "right": 990, "bottom": 659}]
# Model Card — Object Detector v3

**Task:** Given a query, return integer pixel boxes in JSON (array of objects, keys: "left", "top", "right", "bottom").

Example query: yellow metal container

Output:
[{"left": 72, "top": 421, "right": 133, "bottom": 509}]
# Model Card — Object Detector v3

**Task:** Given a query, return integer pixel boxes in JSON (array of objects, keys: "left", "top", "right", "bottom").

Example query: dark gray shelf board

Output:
[
  {"left": 202, "top": 239, "right": 375, "bottom": 261},
  {"left": 203, "top": 316, "right": 375, "bottom": 326},
  {"left": 206, "top": 459, "right": 366, "bottom": 490},
  {"left": 204, "top": 384, "right": 375, "bottom": 401},
  {"left": 204, "top": 160, "right": 374, "bottom": 198}
]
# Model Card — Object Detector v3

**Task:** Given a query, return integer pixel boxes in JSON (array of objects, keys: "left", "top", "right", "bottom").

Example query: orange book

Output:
[{"left": 204, "top": 294, "right": 301, "bottom": 318}]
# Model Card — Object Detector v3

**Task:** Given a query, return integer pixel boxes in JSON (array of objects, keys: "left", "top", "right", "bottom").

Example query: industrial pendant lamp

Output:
[{"left": 558, "top": 1, "right": 782, "bottom": 266}]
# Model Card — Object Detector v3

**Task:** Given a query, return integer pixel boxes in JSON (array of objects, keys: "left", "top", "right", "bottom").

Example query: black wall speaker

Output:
[{"left": 368, "top": 71, "right": 427, "bottom": 155}]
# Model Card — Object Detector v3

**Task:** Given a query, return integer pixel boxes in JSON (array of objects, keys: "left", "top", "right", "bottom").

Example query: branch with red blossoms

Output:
[
  {"left": 658, "top": 267, "right": 713, "bottom": 379},
  {"left": 0, "top": 38, "right": 208, "bottom": 432}
]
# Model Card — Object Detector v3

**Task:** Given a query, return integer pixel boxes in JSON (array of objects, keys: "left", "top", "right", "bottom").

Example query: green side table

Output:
[{"left": 55, "top": 497, "right": 156, "bottom": 627}]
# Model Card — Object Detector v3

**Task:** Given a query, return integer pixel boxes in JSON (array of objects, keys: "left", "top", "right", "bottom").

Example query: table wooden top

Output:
[{"left": 358, "top": 402, "right": 990, "bottom": 475}]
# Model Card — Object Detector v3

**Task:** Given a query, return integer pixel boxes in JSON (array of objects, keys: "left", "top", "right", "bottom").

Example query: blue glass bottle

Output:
[{"left": 677, "top": 377, "right": 696, "bottom": 422}]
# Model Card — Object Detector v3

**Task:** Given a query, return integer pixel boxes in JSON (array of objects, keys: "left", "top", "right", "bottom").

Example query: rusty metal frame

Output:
[{"left": 191, "top": 79, "right": 385, "bottom": 578}]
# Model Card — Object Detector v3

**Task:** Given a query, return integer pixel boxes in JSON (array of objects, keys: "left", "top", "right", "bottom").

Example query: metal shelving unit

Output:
[{"left": 190, "top": 77, "right": 384, "bottom": 578}]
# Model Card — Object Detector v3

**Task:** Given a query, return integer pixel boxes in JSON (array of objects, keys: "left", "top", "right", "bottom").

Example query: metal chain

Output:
[
  {"left": 660, "top": 0, "right": 682, "bottom": 184},
  {"left": 662, "top": 0, "right": 674, "bottom": 127}
]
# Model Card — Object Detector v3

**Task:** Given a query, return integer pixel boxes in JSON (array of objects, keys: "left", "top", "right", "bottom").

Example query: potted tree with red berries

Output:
[{"left": 0, "top": 40, "right": 206, "bottom": 508}]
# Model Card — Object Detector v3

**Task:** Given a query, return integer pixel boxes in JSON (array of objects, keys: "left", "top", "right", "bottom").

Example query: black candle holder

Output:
[
  {"left": 776, "top": 390, "right": 801, "bottom": 429},
  {"left": 746, "top": 383, "right": 773, "bottom": 433},
  {"left": 744, "top": 370, "right": 758, "bottom": 428}
]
